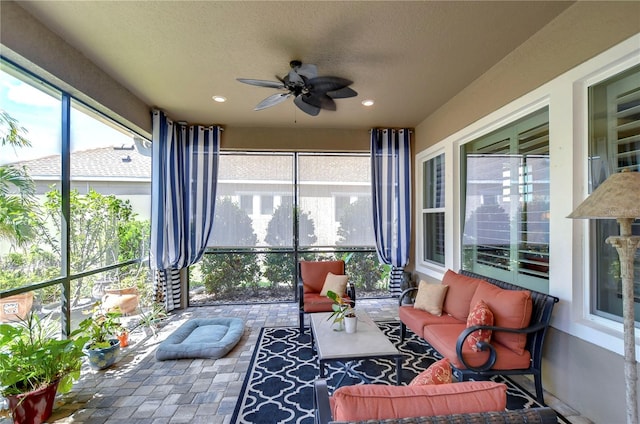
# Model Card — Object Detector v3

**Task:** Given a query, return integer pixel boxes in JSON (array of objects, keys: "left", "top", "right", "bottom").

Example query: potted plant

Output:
[
  {"left": 326, "top": 290, "right": 356, "bottom": 332},
  {"left": 129, "top": 302, "right": 167, "bottom": 337},
  {"left": 0, "top": 311, "right": 89, "bottom": 424},
  {"left": 82, "top": 302, "right": 123, "bottom": 370}
]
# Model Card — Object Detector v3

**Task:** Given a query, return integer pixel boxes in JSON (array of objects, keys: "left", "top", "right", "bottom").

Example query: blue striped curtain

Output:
[
  {"left": 151, "top": 110, "right": 220, "bottom": 311},
  {"left": 371, "top": 128, "right": 411, "bottom": 296}
]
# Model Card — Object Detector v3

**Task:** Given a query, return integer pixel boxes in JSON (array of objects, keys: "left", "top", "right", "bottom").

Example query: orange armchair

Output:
[{"left": 298, "top": 260, "right": 355, "bottom": 331}]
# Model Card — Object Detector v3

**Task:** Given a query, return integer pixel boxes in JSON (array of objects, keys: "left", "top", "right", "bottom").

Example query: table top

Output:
[{"left": 310, "top": 311, "right": 401, "bottom": 360}]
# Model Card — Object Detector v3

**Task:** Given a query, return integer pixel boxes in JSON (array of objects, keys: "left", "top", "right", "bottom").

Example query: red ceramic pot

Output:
[{"left": 7, "top": 380, "right": 59, "bottom": 424}]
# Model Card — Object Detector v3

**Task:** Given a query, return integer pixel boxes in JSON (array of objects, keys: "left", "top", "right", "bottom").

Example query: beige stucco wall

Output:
[{"left": 412, "top": 2, "right": 640, "bottom": 423}]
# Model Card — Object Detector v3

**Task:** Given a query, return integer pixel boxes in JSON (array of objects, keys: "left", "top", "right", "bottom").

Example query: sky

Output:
[{"left": 0, "top": 67, "right": 135, "bottom": 165}]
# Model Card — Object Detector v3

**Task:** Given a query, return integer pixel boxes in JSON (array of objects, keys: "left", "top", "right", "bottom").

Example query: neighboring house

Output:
[{"left": 11, "top": 149, "right": 372, "bottom": 247}]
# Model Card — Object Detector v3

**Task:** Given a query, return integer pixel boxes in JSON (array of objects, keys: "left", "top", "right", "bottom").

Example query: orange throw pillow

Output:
[
  {"left": 466, "top": 300, "right": 494, "bottom": 352},
  {"left": 409, "top": 358, "right": 452, "bottom": 386}
]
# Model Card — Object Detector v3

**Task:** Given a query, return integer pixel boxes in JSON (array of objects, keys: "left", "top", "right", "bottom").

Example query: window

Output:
[
  {"left": 240, "top": 195, "right": 253, "bottom": 215},
  {"left": 421, "top": 153, "right": 445, "bottom": 265},
  {"left": 193, "top": 152, "right": 385, "bottom": 305},
  {"left": 0, "top": 58, "right": 151, "bottom": 333},
  {"left": 588, "top": 64, "right": 640, "bottom": 323},
  {"left": 462, "top": 108, "right": 550, "bottom": 292}
]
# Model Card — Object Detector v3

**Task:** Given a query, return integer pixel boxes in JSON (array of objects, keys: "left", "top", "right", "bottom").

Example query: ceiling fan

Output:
[{"left": 237, "top": 60, "right": 357, "bottom": 116}]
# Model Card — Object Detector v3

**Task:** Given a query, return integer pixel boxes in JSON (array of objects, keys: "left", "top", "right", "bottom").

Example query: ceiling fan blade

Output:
[
  {"left": 254, "top": 93, "right": 291, "bottom": 111},
  {"left": 307, "top": 76, "right": 353, "bottom": 93},
  {"left": 296, "top": 63, "right": 318, "bottom": 79},
  {"left": 294, "top": 95, "right": 321, "bottom": 116},
  {"left": 302, "top": 93, "right": 336, "bottom": 111},
  {"left": 237, "top": 78, "right": 285, "bottom": 89},
  {"left": 327, "top": 87, "right": 358, "bottom": 99},
  {"left": 287, "top": 70, "right": 304, "bottom": 85}
]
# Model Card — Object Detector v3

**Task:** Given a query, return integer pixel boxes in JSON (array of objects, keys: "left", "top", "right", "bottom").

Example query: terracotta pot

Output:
[
  {"left": 7, "top": 380, "right": 59, "bottom": 424},
  {"left": 101, "top": 288, "right": 139, "bottom": 314}
]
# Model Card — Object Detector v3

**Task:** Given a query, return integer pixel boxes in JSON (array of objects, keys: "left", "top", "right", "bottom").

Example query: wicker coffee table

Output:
[{"left": 310, "top": 311, "right": 404, "bottom": 386}]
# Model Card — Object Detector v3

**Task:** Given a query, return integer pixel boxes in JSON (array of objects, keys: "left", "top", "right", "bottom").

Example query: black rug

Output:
[{"left": 232, "top": 321, "right": 565, "bottom": 424}]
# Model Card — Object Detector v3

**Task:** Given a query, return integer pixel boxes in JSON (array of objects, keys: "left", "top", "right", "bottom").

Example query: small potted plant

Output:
[
  {"left": 0, "top": 311, "right": 89, "bottom": 424},
  {"left": 326, "top": 290, "right": 357, "bottom": 332},
  {"left": 82, "top": 302, "right": 123, "bottom": 370},
  {"left": 129, "top": 302, "right": 167, "bottom": 337}
]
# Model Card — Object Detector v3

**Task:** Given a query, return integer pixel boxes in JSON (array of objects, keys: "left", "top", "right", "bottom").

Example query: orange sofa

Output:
[
  {"left": 313, "top": 378, "right": 558, "bottom": 423},
  {"left": 398, "top": 270, "right": 558, "bottom": 403}
]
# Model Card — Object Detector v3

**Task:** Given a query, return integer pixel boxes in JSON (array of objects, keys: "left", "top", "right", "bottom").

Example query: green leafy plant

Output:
[
  {"left": 82, "top": 302, "right": 123, "bottom": 350},
  {"left": 326, "top": 290, "right": 355, "bottom": 325},
  {"left": 129, "top": 302, "right": 167, "bottom": 337},
  {"left": 0, "top": 311, "right": 89, "bottom": 397}
]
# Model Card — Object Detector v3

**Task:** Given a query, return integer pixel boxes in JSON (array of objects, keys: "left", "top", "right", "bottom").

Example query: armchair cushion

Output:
[
  {"left": 320, "top": 272, "right": 349, "bottom": 297},
  {"left": 300, "top": 260, "right": 345, "bottom": 293}
]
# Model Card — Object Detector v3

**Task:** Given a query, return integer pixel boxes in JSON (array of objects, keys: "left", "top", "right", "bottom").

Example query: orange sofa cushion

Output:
[
  {"left": 398, "top": 305, "right": 461, "bottom": 338},
  {"left": 441, "top": 270, "right": 482, "bottom": 321},
  {"left": 422, "top": 323, "right": 531, "bottom": 370},
  {"left": 300, "top": 260, "right": 345, "bottom": 293},
  {"left": 330, "top": 381, "right": 507, "bottom": 421},
  {"left": 470, "top": 280, "right": 532, "bottom": 355}
]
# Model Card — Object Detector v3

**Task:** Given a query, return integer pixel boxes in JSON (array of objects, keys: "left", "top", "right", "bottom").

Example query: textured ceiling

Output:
[{"left": 15, "top": 1, "right": 573, "bottom": 129}]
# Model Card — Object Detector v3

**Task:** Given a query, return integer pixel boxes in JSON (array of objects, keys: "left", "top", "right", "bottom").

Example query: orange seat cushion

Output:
[
  {"left": 441, "top": 270, "right": 482, "bottom": 321},
  {"left": 331, "top": 381, "right": 507, "bottom": 421},
  {"left": 300, "top": 260, "right": 345, "bottom": 293},
  {"left": 422, "top": 324, "right": 531, "bottom": 370},
  {"left": 469, "top": 280, "right": 532, "bottom": 355}
]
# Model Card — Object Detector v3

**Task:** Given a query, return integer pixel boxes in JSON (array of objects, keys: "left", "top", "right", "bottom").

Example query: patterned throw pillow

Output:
[
  {"left": 466, "top": 299, "right": 494, "bottom": 352},
  {"left": 409, "top": 358, "right": 452, "bottom": 386}
]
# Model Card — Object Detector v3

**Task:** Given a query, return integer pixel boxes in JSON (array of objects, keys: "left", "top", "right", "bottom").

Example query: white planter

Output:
[{"left": 344, "top": 315, "right": 357, "bottom": 333}]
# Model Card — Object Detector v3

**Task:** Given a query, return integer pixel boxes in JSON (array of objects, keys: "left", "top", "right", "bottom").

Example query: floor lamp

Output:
[{"left": 568, "top": 169, "right": 640, "bottom": 424}]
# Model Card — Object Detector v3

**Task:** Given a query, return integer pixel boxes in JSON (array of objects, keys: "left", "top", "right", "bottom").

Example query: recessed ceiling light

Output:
[
  {"left": 212, "top": 95, "right": 227, "bottom": 103},
  {"left": 361, "top": 99, "right": 375, "bottom": 107}
]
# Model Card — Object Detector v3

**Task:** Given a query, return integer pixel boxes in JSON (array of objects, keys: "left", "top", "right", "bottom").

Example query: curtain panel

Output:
[
  {"left": 370, "top": 128, "right": 412, "bottom": 296},
  {"left": 151, "top": 110, "right": 220, "bottom": 311}
]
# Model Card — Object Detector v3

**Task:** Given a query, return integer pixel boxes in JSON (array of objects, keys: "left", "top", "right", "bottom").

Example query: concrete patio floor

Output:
[{"left": 1, "top": 298, "right": 591, "bottom": 424}]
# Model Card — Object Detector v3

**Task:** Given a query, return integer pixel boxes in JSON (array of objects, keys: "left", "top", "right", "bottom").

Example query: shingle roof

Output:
[
  {"left": 9, "top": 146, "right": 151, "bottom": 180},
  {"left": 8, "top": 149, "right": 370, "bottom": 183}
]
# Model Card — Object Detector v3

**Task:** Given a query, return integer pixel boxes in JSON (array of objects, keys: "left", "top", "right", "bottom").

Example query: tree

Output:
[
  {"left": 336, "top": 198, "right": 385, "bottom": 291},
  {"left": 263, "top": 205, "right": 317, "bottom": 292},
  {"left": 200, "top": 197, "right": 261, "bottom": 297},
  {"left": 0, "top": 111, "right": 38, "bottom": 247}
]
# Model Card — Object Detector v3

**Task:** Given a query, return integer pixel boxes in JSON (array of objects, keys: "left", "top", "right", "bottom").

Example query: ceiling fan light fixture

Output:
[
  {"left": 212, "top": 95, "right": 227, "bottom": 103},
  {"left": 361, "top": 99, "right": 375, "bottom": 107}
]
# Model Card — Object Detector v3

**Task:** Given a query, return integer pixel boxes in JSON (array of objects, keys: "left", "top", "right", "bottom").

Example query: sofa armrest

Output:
[
  {"left": 346, "top": 281, "right": 356, "bottom": 307},
  {"left": 314, "top": 379, "right": 332, "bottom": 424},
  {"left": 398, "top": 287, "right": 418, "bottom": 306},
  {"left": 455, "top": 322, "right": 548, "bottom": 371}
]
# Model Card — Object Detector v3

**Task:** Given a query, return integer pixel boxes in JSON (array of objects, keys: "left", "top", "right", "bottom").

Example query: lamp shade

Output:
[{"left": 568, "top": 170, "right": 640, "bottom": 219}]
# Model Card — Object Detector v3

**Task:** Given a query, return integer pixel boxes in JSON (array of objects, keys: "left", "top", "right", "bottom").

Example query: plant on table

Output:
[{"left": 326, "top": 290, "right": 355, "bottom": 328}]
